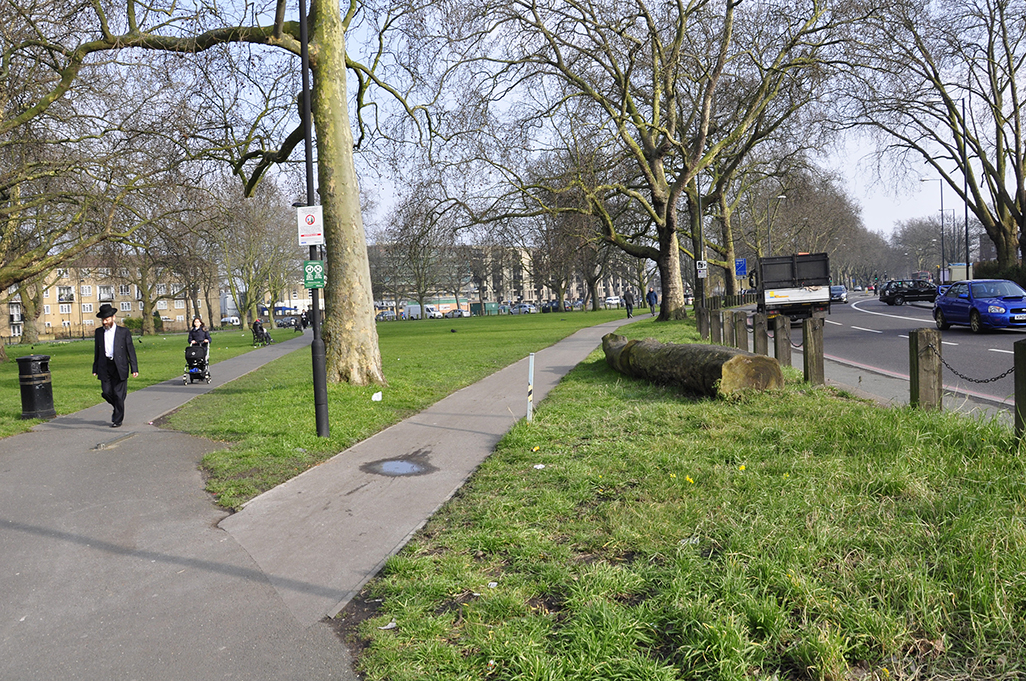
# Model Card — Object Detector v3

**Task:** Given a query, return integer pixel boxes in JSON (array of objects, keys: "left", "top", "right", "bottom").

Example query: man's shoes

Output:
[{"left": 111, "top": 422, "right": 122, "bottom": 428}]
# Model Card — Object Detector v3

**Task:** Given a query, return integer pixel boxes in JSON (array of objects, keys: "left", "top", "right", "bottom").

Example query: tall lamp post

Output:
[
  {"left": 920, "top": 177, "right": 945, "bottom": 282},
  {"left": 928, "top": 95, "right": 971, "bottom": 278},
  {"left": 298, "top": 0, "right": 330, "bottom": 437},
  {"left": 766, "top": 194, "right": 786, "bottom": 256}
]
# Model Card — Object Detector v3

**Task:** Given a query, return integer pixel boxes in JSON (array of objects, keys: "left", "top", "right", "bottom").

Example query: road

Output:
[{"left": 805, "top": 292, "right": 1023, "bottom": 406}]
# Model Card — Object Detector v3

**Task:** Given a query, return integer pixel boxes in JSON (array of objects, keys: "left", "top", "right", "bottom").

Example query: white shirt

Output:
[{"left": 104, "top": 324, "right": 117, "bottom": 359}]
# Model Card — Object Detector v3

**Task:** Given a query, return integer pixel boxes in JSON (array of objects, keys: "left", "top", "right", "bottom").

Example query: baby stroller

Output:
[{"left": 183, "top": 344, "right": 211, "bottom": 384}]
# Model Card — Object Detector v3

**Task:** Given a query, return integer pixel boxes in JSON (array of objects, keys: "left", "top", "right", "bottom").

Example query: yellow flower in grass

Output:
[
  {"left": 739, "top": 464, "right": 746, "bottom": 471},
  {"left": 670, "top": 473, "right": 677, "bottom": 479},
  {"left": 685, "top": 476, "right": 694, "bottom": 484},
  {"left": 532, "top": 446, "right": 540, "bottom": 452}
]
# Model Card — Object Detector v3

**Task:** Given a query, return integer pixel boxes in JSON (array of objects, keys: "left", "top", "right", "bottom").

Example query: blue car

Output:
[{"left": 933, "top": 279, "right": 1026, "bottom": 332}]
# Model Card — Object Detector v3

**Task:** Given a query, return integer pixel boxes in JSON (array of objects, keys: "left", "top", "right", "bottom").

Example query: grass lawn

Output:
[
  {"left": 163, "top": 310, "right": 626, "bottom": 509},
  {"left": 0, "top": 326, "right": 278, "bottom": 438},
  {"left": 342, "top": 319, "right": 1026, "bottom": 681}
]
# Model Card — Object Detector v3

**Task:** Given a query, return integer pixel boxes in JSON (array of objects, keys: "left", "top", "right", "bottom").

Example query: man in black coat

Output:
[{"left": 92, "top": 303, "right": 139, "bottom": 428}]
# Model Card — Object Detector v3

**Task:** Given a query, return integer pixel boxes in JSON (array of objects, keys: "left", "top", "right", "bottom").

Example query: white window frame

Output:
[
  {"left": 120, "top": 302, "right": 133, "bottom": 312},
  {"left": 174, "top": 299, "right": 186, "bottom": 309},
  {"left": 81, "top": 303, "right": 93, "bottom": 314},
  {"left": 156, "top": 300, "right": 168, "bottom": 310},
  {"left": 44, "top": 305, "right": 51, "bottom": 315},
  {"left": 156, "top": 283, "right": 167, "bottom": 295},
  {"left": 119, "top": 284, "right": 131, "bottom": 296},
  {"left": 175, "top": 315, "right": 185, "bottom": 322},
  {"left": 58, "top": 304, "right": 71, "bottom": 314},
  {"left": 98, "top": 285, "right": 114, "bottom": 301},
  {"left": 79, "top": 285, "right": 92, "bottom": 297}
]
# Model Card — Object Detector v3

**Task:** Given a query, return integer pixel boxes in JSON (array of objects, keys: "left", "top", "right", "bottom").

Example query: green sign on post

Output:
[{"left": 304, "top": 260, "right": 325, "bottom": 289}]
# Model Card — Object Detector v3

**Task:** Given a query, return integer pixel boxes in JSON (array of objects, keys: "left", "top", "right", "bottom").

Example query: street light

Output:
[
  {"left": 920, "top": 177, "right": 945, "bottom": 282},
  {"left": 927, "top": 95, "right": 971, "bottom": 278},
  {"left": 297, "top": 0, "right": 329, "bottom": 437},
  {"left": 766, "top": 194, "right": 786, "bottom": 256}
]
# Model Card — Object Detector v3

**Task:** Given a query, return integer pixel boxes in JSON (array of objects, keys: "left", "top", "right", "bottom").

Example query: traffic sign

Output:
[
  {"left": 297, "top": 205, "right": 325, "bottom": 246},
  {"left": 735, "top": 258, "right": 747, "bottom": 277},
  {"left": 696, "top": 260, "right": 708, "bottom": 279},
  {"left": 304, "top": 260, "right": 326, "bottom": 289}
]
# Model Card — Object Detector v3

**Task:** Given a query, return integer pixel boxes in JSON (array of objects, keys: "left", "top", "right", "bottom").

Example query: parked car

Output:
[
  {"left": 540, "top": 301, "right": 560, "bottom": 313},
  {"left": 275, "top": 316, "right": 298, "bottom": 328},
  {"left": 829, "top": 285, "right": 848, "bottom": 303},
  {"left": 510, "top": 303, "right": 538, "bottom": 314},
  {"left": 853, "top": 285, "right": 863, "bottom": 291},
  {"left": 933, "top": 279, "right": 1026, "bottom": 333},
  {"left": 220, "top": 316, "right": 241, "bottom": 326},
  {"left": 604, "top": 296, "right": 621, "bottom": 307},
  {"left": 443, "top": 309, "right": 470, "bottom": 318},
  {"left": 878, "top": 279, "right": 938, "bottom": 306},
  {"left": 375, "top": 310, "right": 397, "bottom": 321}
]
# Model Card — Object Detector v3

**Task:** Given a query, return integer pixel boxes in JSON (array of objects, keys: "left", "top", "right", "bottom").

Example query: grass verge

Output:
[
  {"left": 0, "top": 327, "right": 274, "bottom": 438},
  {"left": 163, "top": 311, "right": 626, "bottom": 509},
  {"left": 344, "top": 319, "right": 1026, "bottom": 681}
]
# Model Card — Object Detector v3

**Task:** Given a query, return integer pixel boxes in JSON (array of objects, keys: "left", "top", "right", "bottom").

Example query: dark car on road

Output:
[
  {"left": 878, "top": 279, "right": 938, "bottom": 306},
  {"left": 829, "top": 285, "right": 848, "bottom": 303},
  {"left": 933, "top": 279, "right": 1026, "bottom": 333}
]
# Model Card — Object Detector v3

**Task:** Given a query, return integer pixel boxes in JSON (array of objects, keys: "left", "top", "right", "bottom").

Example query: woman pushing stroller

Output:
[
  {"left": 189, "top": 317, "right": 211, "bottom": 346},
  {"left": 183, "top": 317, "right": 212, "bottom": 384}
]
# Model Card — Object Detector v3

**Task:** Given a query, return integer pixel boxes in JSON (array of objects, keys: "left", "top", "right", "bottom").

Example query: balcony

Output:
[{"left": 57, "top": 293, "right": 74, "bottom": 303}]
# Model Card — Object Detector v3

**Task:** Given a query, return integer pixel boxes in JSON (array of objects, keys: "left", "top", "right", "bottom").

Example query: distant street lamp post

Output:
[
  {"left": 766, "top": 194, "right": 786, "bottom": 256},
  {"left": 921, "top": 177, "right": 945, "bottom": 282}
]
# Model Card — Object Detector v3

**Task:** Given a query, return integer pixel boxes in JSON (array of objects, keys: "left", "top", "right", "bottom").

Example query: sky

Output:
[{"left": 825, "top": 137, "right": 956, "bottom": 239}]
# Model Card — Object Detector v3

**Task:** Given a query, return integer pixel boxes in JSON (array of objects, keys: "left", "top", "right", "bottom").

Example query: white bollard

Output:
[{"left": 527, "top": 353, "right": 535, "bottom": 422}]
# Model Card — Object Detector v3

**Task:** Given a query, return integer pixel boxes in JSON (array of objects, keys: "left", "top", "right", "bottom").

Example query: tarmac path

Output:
[{"left": 0, "top": 318, "right": 635, "bottom": 680}]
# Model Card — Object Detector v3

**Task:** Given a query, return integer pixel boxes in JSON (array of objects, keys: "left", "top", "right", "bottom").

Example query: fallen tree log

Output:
[{"left": 602, "top": 333, "right": 783, "bottom": 397}]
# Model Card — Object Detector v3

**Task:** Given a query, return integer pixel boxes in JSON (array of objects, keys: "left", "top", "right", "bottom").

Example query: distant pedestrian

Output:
[
  {"left": 92, "top": 303, "right": 138, "bottom": 428},
  {"left": 646, "top": 287, "right": 659, "bottom": 316},
  {"left": 623, "top": 290, "right": 635, "bottom": 318}
]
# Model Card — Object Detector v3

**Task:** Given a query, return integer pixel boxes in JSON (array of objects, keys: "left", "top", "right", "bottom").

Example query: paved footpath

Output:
[{"left": 0, "top": 318, "right": 635, "bottom": 680}]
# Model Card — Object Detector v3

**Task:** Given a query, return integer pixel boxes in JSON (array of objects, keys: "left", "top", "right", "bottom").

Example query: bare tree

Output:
[
  {"left": 0, "top": 0, "right": 433, "bottom": 384},
  {"left": 419, "top": 0, "right": 863, "bottom": 320},
  {"left": 840, "top": 0, "right": 1026, "bottom": 267}
]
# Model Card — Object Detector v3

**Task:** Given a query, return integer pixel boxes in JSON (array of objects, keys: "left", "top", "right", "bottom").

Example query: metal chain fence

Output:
[{"left": 927, "top": 343, "right": 1015, "bottom": 384}]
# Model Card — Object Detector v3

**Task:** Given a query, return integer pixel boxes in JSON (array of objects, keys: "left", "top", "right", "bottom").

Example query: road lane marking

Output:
[
  {"left": 851, "top": 326, "right": 882, "bottom": 333},
  {"left": 824, "top": 319, "right": 843, "bottom": 325},
  {"left": 850, "top": 299, "right": 935, "bottom": 322},
  {"left": 898, "top": 333, "right": 957, "bottom": 346},
  {"left": 989, "top": 348, "right": 1014, "bottom": 354}
]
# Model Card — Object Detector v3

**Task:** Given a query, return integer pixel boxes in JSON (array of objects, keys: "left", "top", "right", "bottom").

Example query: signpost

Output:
[
  {"left": 304, "top": 260, "right": 325, "bottom": 289},
  {"left": 297, "top": 206, "right": 324, "bottom": 246},
  {"left": 696, "top": 260, "right": 708, "bottom": 279},
  {"left": 735, "top": 258, "right": 747, "bottom": 277}
]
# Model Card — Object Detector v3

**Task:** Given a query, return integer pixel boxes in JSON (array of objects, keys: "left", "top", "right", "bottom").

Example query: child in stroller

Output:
[{"left": 184, "top": 317, "right": 212, "bottom": 384}]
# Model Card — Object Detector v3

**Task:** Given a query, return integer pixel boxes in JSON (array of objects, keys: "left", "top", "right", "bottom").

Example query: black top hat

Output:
[{"left": 96, "top": 303, "right": 118, "bottom": 319}]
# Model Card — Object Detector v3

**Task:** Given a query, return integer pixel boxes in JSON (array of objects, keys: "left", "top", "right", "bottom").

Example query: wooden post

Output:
[
  {"left": 710, "top": 310, "right": 723, "bottom": 344},
  {"left": 1015, "top": 339, "right": 1026, "bottom": 438},
  {"left": 802, "top": 317, "right": 824, "bottom": 385},
  {"left": 909, "top": 328, "right": 943, "bottom": 410},
  {"left": 722, "top": 310, "right": 736, "bottom": 347},
  {"left": 697, "top": 306, "right": 710, "bottom": 340},
  {"left": 753, "top": 313, "right": 769, "bottom": 355},
  {"left": 774, "top": 315, "right": 791, "bottom": 369},
  {"left": 734, "top": 313, "right": 748, "bottom": 352}
]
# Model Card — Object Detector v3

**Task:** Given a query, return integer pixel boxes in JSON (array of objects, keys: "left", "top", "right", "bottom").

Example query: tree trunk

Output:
[
  {"left": 602, "top": 333, "right": 782, "bottom": 397},
  {"left": 312, "top": 0, "right": 385, "bottom": 386},
  {"left": 656, "top": 229, "right": 688, "bottom": 320}
]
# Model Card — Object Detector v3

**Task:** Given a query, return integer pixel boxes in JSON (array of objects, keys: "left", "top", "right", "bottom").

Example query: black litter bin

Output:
[{"left": 16, "top": 354, "right": 56, "bottom": 420}]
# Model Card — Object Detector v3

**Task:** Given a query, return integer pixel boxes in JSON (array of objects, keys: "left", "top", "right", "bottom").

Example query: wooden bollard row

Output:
[
  {"left": 695, "top": 305, "right": 824, "bottom": 386},
  {"left": 696, "top": 310, "right": 1026, "bottom": 439}
]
